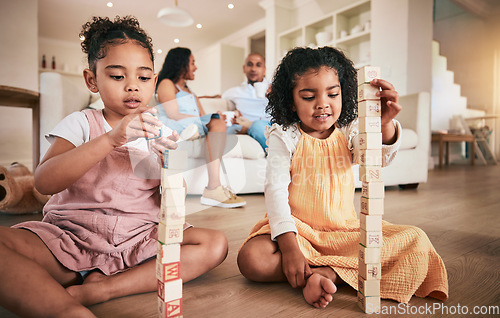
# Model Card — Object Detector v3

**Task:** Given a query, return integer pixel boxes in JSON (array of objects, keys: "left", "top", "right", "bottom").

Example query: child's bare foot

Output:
[
  {"left": 302, "top": 272, "right": 337, "bottom": 308},
  {"left": 66, "top": 271, "right": 110, "bottom": 306}
]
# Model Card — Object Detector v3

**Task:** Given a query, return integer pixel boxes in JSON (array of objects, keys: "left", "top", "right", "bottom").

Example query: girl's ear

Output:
[
  {"left": 83, "top": 69, "right": 99, "bottom": 93},
  {"left": 291, "top": 104, "right": 297, "bottom": 112}
]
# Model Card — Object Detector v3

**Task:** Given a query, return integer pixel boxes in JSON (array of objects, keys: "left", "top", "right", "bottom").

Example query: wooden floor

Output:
[{"left": 1, "top": 164, "right": 499, "bottom": 317}]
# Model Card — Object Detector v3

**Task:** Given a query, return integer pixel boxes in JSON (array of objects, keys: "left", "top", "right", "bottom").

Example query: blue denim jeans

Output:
[{"left": 227, "top": 119, "right": 271, "bottom": 150}]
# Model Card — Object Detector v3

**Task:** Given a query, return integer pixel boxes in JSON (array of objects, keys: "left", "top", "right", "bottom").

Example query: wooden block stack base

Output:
[
  {"left": 157, "top": 150, "right": 187, "bottom": 318},
  {"left": 357, "top": 66, "right": 382, "bottom": 313}
]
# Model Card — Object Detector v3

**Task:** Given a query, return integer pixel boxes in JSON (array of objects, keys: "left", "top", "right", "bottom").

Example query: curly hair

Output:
[
  {"left": 266, "top": 46, "right": 358, "bottom": 129},
  {"left": 156, "top": 47, "right": 191, "bottom": 89},
  {"left": 80, "top": 16, "right": 154, "bottom": 73}
]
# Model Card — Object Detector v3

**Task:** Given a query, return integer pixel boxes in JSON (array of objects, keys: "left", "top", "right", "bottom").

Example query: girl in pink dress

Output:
[{"left": 0, "top": 16, "right": 227, "bottom": 317}]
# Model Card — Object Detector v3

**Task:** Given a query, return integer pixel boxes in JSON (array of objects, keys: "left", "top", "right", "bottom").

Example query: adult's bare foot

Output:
[
  {"left": 66, "top": 271, "right": 110, "bottom": 306},
  {"left": 302, "top": 273, "right": 337, "bottom": 308}
]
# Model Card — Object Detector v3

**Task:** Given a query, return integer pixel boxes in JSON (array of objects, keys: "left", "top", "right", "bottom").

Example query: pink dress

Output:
[{"left": 14, "top": 109, "right": 185, "bottom": 275}]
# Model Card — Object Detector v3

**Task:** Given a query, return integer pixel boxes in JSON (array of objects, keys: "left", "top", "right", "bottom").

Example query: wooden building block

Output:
[
  {"left": 360, "top": 214, "right": 382, "bottom": 232},
  {"left": 158, "top": 222, "right": 184, "bottom": 244},
  {"left": 159, "top": 205, "right": 186, "bottom": 225},
  {"left": 357, "top": 83, "right": 380, "bottom": 101},
  {"left": 359, "top": 262, "right": 381, "bottom": 280},
  {"left": 360, "top": 197, "right": 384, "bottom": 215},
  {"left": 358, "top": 277, "right": 380, "bottom": 296},
  {"left": 360, "top": 229, "right": 382, "bottom": 247},
  {"left": 156, "top": 260, "right": 181, "bottom": 282},
  {"left": 359, "top": 149, "right": 382, "bottom": 166},
  {"left": 359, "top": 244, "right": 381, "bottom": 264},
  {"left": 357, "top": 291, "right": 381, "bottom": 313},
  {"left": 158, "top": 297, "right": 183, "bottom": 318},
  {"left": 358, "top": 100, "right": 381, "bottom": 117},
  {"left": 361, "top": 181, "right": 384, "bottom": 198},
  {"left": 359, "top": 165, "right": 382, "bottom": 182},
  {"left": 161, "top": 169, "right": 184, "bottom": 189},
  {"left": 163, "top": 149, "right": 188, "bottom": 170},
  {"left": 157, "top": 242, "right": 181, "bottom": 264},
  {"left": 357, "top": 66, "right": 381, "bottom": 84},
  {"left": 157, "top": 278, "right": 182, "bottom": 302},
  {"left": 358, "top": 133, "right": 382, "bottom": 150},
  {"left": 358, "top": 116, "right": 382, "bottom": 133},
  {"left": 162, "top": 188, "right": 185, "bottom": 208}
]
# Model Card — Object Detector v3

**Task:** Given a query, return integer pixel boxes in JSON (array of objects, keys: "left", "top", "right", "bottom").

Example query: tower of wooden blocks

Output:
[
  {"left": 357, "top": 66, "right": 383, "bottom": 314},
  {"left": 157, "top": 148, "right": 187, "bottom": 318}
]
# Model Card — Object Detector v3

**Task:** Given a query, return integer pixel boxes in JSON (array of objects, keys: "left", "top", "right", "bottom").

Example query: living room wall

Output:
[
  {"left": 0, "top": 0, "right": 39, "bottom": 169},
  {"left": 434, "top": 0, "right": 500, "bottom": 158}
]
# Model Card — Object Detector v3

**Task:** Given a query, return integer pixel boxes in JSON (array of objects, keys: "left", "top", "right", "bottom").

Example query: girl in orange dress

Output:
[{"left": 237, "top": 46, "right": 448, "bottom": 309}]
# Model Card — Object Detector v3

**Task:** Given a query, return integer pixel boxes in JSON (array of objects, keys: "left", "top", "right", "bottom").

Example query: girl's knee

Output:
[
  {"left": 210, "top": 230, "right": 228, "bottom": 263},
  {"left": 207, "top": 118, "right": 226, "bottom": 132},
  {"left": 237, "top": 243, "right": 267, "bottom": 281}
]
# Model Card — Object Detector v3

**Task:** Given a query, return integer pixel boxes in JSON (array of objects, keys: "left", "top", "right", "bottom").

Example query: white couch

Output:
[{"left": 39, "top": 72, "right": 429, "bottom": 194}]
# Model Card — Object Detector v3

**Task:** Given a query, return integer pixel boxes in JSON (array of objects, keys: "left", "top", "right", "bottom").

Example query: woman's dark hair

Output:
[
  {"left": 156, "top": 47, "right": 192, "bottom": 89},
  {"left": 266, "top": 46, "right": 358, "bottom": 129},
  {"left": 80, "top": 16, "right": 154, "bottom": 74}
]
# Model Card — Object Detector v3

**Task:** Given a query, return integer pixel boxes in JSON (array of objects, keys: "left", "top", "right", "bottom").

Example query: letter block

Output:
[
  {"left": 358, "top": 133, "right": 382, "bottom": 150},
  {"left": 158, "top": 297, "right": 183, "bottom": 318},
  {"left": 360, "top": 197, "right": 384, "bottom": 215},
  {"left": 163, "top": 149, "right": 188, "bottom": 170},
  {"left": 158, "top": 222, "right": 184, "bottom": 244},
  {"left": 358, "top": 100, "right": 381, "bottom": 117},
  {"left": 159, "top": 205, "right": 186, "bottom": 225},
  {"left": 359, "top": 165, "right": 382, "bottom": 182},
  {"left": 162, "top": 188, "right": 186, "bottom": 208},
  {"left": 357, "top": 83, "right": 380, "bottom": 102},
  {"left": 157, "top": 242, "right": 181, "bottom": 264},
  {"left": 359, "top": 244, "right": 381, "bottom": 264},
  {"left": 358, "top": 117, "right": 381, "bottom": 133},
  {"left": 358, "top": 277, "right": 380, "bottom": 296},
  {"left": 360, "top": 229, "right": 382, "bottom": 248},
  {"left": 359, "top": 149, "right": 382, "bottom": 166},
  {"left": 361, "top": 181, "right": 384, "bottom": 199},
  {"left": 161, "top": 169, "right": 184, "bottom": 189},
  {"left": 157, "top": 279, "right": 182, "bottom": 302},
  {"left": 359, "top": 262, "right": 381, "bottom": 280},
  {"left": 357, "top": 66, "right": 381, "bottom": 85},
  {"left": 357, "top": 291, "right": 380, "bottom": 314},
  {"left": 156, "top": 260, "right": 181, "bottom": 282},
  {"left": 360, "top": 214, "right": 382, "bottom": 232}
]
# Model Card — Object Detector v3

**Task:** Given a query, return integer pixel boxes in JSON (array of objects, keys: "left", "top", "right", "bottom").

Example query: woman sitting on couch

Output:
[{"left": 156, "top": 47, "right": 245, "bottom": 208}]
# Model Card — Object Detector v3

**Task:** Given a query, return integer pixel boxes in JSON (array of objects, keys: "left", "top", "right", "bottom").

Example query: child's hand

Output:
[
  {"left": 370, "top": 79, "right": 402, "bottom": 126},
  {"left": 371, "top": 79, "right": 402, "bottom": 144},
  {"left": 107, "top": 106, "right": 163, "bottom": 147},
  {"left": 281, "top": 248, "right": 313, "bottom": 288},
  {"left": 277, "top": 232, "right": 313, "bottom": 288},
  {"left": 150, "top": 130, "right": 180, "bottom": 162}
]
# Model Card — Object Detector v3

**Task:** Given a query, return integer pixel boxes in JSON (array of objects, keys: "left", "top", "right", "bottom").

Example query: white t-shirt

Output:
[
  {"left": 222, "top": 79, "right": 271, "bottom": 122},
  {"left": 46, "top": 111, "right": 148, "bottom": 152}
]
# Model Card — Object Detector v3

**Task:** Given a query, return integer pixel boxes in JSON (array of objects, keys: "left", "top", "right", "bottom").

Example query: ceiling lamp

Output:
[{"left": 157, "top": 0, "right": 194, "bottom": 27}]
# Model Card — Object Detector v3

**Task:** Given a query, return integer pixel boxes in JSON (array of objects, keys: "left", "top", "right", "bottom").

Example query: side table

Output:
[
  {"left": 431, "top": 132, "right": 475, "bottom": 168},
  {"left": 0, "top": 85, "right": 40, "bottom": 172}
]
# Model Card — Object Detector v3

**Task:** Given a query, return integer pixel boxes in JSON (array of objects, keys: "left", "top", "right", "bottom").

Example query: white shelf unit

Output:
[{"left": 278, "top": 0, "right": 372, "bottom": 67}]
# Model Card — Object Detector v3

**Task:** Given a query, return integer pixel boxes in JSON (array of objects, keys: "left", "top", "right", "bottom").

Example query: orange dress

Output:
[{"left": 244, "top": 127, "right": 448, "bottom": 303}]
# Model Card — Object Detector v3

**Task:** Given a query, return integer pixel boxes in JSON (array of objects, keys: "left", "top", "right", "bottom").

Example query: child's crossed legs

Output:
[
  {"left": 0, "top": 226, "right": 227, "bottom": 317},
  {"left": 237, "top": 234, "right": 341, "bottom": 308}
]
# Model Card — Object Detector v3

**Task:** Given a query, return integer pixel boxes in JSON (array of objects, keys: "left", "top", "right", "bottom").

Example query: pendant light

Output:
[{"left": 157, "top": 0, "right": 194, "bottom": 27}]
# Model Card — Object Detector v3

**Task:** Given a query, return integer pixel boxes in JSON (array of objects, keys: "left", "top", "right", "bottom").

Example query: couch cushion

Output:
[
  {"left": 178, "top": 134, "right": 265, "bottom": 160},
  {"left": 400, "top": 128, "right": 418, "bottom": 150},
  {"left": 199, "top": 98, "right": 235, "bottom": 113}
]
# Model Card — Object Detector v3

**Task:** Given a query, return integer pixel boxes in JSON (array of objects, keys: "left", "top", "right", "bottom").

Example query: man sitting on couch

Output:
[{"left": 222, "top": 53, "right": 271, "bottom": 151}]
